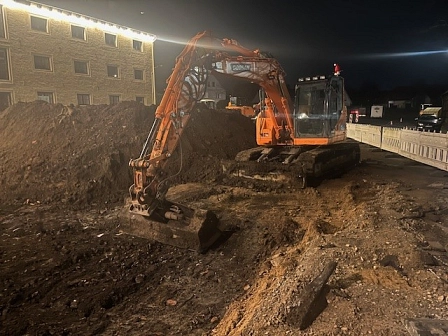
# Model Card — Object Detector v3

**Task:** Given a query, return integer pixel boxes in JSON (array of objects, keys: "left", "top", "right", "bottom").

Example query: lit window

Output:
[
  {"left": 74, "top": 60, "right": 89, "bottom": 74},
  {"left": 107, "top": 65, "right": 119, "bottom": 78},
  {"left": 71, "top": 25, "right": 85, "bottom": 40},
  {"left": 37, "top": 92, "right": 54, "bottom": 103},
  {"left": 0, "top": 48, "right": 10, "bottom": 80},
  {"left": 134, "top": 69, "right": 144, "bottom": 80},
  {"left": 133, "top": 40, "right": 142, "bottom": 52},
  {"left": 105, "top": 33, "right": 117, "bottom": 47},
  {"left": 77, "top": 94, "right": 90, "bottom": 105},
  {"left": 136, "top": 96, "right": 145, "bottom": 104},
  {"left": 34, "top": 55, "right": 51, "bottom": 71},
  {"left": 31, "top": 16, "right": 47, "bottom": 32},
  {"left": 109, "top": 95, "right": 120, "bottom": 104}
]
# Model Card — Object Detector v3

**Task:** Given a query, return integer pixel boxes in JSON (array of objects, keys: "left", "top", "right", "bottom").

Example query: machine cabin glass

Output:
[{"left": 294, "top": 76, "right": 344, "bottom": 138}]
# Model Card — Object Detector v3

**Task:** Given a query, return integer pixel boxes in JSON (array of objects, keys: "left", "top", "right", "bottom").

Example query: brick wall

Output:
[{"left": 0, "top": 5, "right": 155, "bottom": 106}]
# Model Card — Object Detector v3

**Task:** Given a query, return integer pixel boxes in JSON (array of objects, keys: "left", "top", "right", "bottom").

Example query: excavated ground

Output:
[{"left": 0, "top": 101, "right": 447, "bottom": 336}]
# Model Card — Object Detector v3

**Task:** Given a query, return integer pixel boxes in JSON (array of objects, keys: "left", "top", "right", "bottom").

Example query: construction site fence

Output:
[{"left": 346, "top": 123, "right": 448, "bottom": 172}]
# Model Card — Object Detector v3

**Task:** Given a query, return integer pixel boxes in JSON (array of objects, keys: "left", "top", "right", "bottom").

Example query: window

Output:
[
  {"left": 134, "top": 69, "right": 144, "bottom": 80},
  {"left": 0, "top": 5, "right": 5, "bottom": 38},
  {"left": 31, "top": 16, "right": 47, "bottom": 32},
  {"left": 77, "top": 94, "right": 90, "bottom": 105},
  {"left": 34, "top": 55, "right": 51, "bottom": 71},
  {"left": 71, "top": 25, "right": 85, "bottom": 40},
  {"left": 136, "top": 96, "right": 145, "bottom": 104},
  {"left": 74, "top": 60, "right": 89, "bottom": 74},
  {"left": 107, "top": 65, "right": 119, "bottom": 78},
  {"left": 109, "top": 95, "right": 120, "bottom": 105},
  {"left": 37, "top": 92, "right": 54, "bottom": 103},
  {"left": 0, "top": 48, "right": 9, "bottom": 80},
  {"left": 133, "top": 40, "right": 142, "bottom": 52},
  {"left": 105, "top": 33, "right": 117, "bottom": 47},
  {"left": 0, "top": 91, "right": 11, "bottom": 111}
]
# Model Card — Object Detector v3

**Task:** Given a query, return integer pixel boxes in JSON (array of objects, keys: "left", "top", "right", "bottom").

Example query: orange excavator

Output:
[
  {"left": 225, "top": 96, "right": 256, "bottom": 118},
  {"left": 127, "top": 31, "right": 359, "bottom": 252}
]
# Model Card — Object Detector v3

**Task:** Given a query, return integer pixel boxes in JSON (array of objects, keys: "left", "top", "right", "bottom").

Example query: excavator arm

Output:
[
  {"left": 126, "top": 31, "right": 297, "bottom": 251},
  {"left": 129, "top": 31, "right": 294, "bottom": 218},
  {"left": 129, "top": 31, "right": 212, "bottom": 215}
]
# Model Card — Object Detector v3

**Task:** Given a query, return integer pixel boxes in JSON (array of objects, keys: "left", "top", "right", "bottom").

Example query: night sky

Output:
[{"left": 39, "top": 0, "right": 448, "bottom": 90}]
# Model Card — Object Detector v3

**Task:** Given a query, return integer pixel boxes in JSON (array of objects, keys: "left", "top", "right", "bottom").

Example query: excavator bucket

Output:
[{"left": 121, "top": 202, "right": 222, "bottom": 253}]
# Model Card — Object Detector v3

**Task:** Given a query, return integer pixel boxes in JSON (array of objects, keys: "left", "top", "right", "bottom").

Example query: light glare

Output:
[{"left": 351, "top": 49, "right": 448, "bottom": 60}]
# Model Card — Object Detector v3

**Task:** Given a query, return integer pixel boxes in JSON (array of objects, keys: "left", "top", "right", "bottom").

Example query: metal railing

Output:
[{"left": 347, "top": 124, "right": 448, "bottom": 171}]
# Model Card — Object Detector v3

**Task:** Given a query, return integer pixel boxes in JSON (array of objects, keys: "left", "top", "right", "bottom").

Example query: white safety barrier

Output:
[
  {"left": 347, "top": 124, "right": 448, "bottom": 171},
  {"left": 381, "top": 127, "right": 401, "bottom": 153},
  {"left": 346, "top": 123, "right": 382, "bottom": 147},
  {"left": 347, "top": 123, "right": 362, "bottom": 142}
]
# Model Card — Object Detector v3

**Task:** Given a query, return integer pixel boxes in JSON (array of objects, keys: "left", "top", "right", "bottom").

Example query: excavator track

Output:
[
  {"left": 223, "top": 140, "right": 360, "bottom": 189},
  {"left": 297, "top": 140, "right": 360, "bottom": 178}
]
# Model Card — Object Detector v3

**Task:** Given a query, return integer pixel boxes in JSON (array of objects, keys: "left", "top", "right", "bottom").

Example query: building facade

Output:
[
  {"left": 0, "top": 0, "right": 156, "bottom": 110},
  {"left": 202, "top": 74, "right": 226, "bottom": 104}
]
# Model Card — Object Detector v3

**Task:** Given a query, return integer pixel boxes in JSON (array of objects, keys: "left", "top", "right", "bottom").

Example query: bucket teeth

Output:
[{"left": 192, "top": 209, "right": 223, "bottom": 253}]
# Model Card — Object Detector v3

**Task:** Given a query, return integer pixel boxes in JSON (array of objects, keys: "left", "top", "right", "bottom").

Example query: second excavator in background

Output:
[
  {"left": 225, "top": 95, "right": 256, "bottom": 118},
  {"left": 126, "top": 31, "right": 360, "bottom": 252}
]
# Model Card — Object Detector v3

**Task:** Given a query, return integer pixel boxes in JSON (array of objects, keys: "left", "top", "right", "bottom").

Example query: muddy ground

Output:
[{"left": 0, "top": 102, "right": 447, "bottom": 335}]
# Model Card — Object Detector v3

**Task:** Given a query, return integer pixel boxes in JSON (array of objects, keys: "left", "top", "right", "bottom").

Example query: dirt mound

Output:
[{"left": 0, "top": 101, "right": 256, "bottom": 208}]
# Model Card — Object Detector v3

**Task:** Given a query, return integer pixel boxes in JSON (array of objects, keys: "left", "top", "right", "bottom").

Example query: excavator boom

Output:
[{"left": 126, "top": 32, "right": 223, "bottom": 252}]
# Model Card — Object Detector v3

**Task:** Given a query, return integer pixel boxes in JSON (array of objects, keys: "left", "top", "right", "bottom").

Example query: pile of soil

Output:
[{"left": 0, "top": 101, "right": 256, "bottom": 208}]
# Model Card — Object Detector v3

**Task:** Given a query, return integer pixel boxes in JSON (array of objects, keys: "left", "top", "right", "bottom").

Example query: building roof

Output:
[
  {"left": 0, "top": 0, "right": 157, "bottom": 42},
  {"left": 420, "top": 107, "right": 442, "bottom": 115}
]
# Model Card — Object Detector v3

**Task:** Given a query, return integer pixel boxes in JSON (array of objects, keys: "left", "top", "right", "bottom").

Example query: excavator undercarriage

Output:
[{"left": 223, "top": 140, "right": 360, "bottom": 189}]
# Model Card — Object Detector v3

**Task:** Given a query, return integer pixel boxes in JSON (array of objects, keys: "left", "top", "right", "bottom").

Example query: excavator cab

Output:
[{"left": 294, "top": 75, "right": 345, "bottom": 139}]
